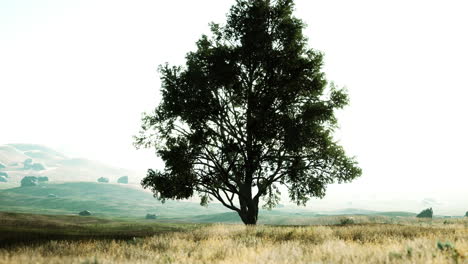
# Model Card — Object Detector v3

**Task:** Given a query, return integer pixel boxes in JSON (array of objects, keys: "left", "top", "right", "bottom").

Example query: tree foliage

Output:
[
  {"left": 97, "top": 177, "right": 109, "bottom": 183},
  {"left": 20, "top": 176, "right": 38, "bottom": 187},
  {"left": 135, "top": 0, "right": 361, "bottom": 224},
  {"left": 416, "top": 208, "right": 433, "bottom": 218}
]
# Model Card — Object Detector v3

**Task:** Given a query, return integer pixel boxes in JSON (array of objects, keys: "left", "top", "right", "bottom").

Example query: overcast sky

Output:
[{"left": 1, "top": 0, "right": 467, "bottom": 214}]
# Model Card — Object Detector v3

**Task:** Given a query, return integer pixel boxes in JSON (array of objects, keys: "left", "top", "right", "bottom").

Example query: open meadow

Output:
[
  {"left": 0, "top": 212, "right": 466, "bottom": 264},
  {"left": 2, "top": 0, "right": 468, "bottom": 263}
]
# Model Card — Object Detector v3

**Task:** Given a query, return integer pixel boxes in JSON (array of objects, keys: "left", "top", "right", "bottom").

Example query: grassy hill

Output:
[
  {"left": 0, "top": 182, "right": 296, "bottom": 223},
  {"left": 0, "top": 182, "right": 231, "bottom": 219},
  {"left": 0, "top": 181, "right": 426, "bottom": 225},
  {"left": 9, "top": 144, "right": 67, "bottom": 160},
  {"left": 372, "top": 211, "right": 417, "bottom": 217}
]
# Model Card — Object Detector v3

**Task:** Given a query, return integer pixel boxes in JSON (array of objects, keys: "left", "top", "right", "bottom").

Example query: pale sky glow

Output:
[{"left": 1, "top": 0, "right": 467, "bottom": 214}]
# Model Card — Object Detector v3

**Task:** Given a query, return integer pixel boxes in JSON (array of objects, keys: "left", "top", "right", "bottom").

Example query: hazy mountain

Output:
[
  {"left": 0, "top": 145, "right": 29, "bottom": 166},
  {"left": 0, "top": 144, "right": 142, "bottom": 186}
]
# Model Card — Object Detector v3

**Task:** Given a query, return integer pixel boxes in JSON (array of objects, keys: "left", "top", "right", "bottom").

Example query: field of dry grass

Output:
[{"left": 0, "top": 213, "right": 466, "bottom": 264}]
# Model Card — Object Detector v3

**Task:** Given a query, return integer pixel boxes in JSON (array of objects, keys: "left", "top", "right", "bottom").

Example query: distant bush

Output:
[
  {"left": 0, "top": 176, "right": 7, "bottom": 182},
  {"left": 437, "top": 241, "right": 455, "bottom": 251},
  {"left": 416, "top": 208, "right": 433, "bottom": 218},
  {"left": 23, "top": 158, "right": 33, "bottom": 169},
  {"left": 0, "top": 172, "right": 8, "bottom": 178},
  {"left": 0, "top": 162, "right": 5, "bottom": 169},
  {"left": 31, "top": 163, "right": 46, "bottom": 171},
  {"left": 97, "top": 177, "right": 109, "bottom": 183},
  {"left": 465, "top": 211, "right": 468, "bottom": 217},
  {"left": 21, "top": 176, "right": 38, "bottom": 187},
  {"left": 117, "top": 176, "right": 128, "bottom": 184},
  {"left": 339, "top": 217, "right": 355, "bottom": 225},
  {"left": 146, "top": 214, "right": 157, "bottom": 219},
  {"left": 79, "top": 210, "right": 92, "bottom": 216},
  {"left": 38, "top": 176, "right": 49, "bottom": 182}
]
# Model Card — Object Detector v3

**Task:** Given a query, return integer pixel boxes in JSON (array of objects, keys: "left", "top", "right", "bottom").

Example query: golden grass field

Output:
[{"left": 0, "top": 214, "right": 467, "bottom": 264}]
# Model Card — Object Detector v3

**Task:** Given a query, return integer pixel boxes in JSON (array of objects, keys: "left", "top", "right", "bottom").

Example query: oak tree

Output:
[{"left": 135, "top": 0, "right": 361, "bottom": 225}]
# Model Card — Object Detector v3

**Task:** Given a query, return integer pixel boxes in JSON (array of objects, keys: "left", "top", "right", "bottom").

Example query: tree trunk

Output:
[
  {"left": 238, "top": 207, "right": 258, "bottom": 224},
  {"left": 240, "top": 69, "right": 258, "bottom": 226},
  {"left": 238, "top": 193, "right": 259, "bottom": 225}
]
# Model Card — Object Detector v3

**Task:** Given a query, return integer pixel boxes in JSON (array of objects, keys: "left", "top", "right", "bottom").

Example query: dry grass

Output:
[{"left": 1, "top": 218, "right": 467, "bottom": 264}]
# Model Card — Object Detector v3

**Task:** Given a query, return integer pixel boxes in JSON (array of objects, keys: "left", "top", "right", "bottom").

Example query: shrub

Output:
[
  {"left": 117, "top": 176, "right": 128, "bottom": 184},
  {"left": 339, "top": 217, "right": 355, "bottom": 225},
  {"left": 146, "top": 214, "right": 157, "bottom": 219},
  {"left": 21, "top": 176, "right": 38, "bottom": 187},
  {"left": 416, "top": 208, "right": 433, "bottom": 218},
  {"left": 79, "top": 210, "right": 92, "bottom": 216},
  {"left": 31, "top": 163, "right": 46, "bottom": 171},
  {"left": 38, "top": 176, "right": 49, "bottom": 182},
  {"left": 23, "top": 158, "right": 33, "bottom": 169},
  {"left": 437, "top": 241, "right": 454, "bottom": 251},
  {"left": 465, "top": 211, "right": 468, "bottom": 217},
  {"left": 97, "top": 177, "right": 109, "bottom": 183}
]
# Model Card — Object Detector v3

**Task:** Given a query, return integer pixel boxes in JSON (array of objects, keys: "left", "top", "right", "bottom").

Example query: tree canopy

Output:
[
  {"left": 416, "top": 208, "right": 433, "bottom": 218},
  {"left": 135, "top": 0, "right": 361, "bottom": 225}
]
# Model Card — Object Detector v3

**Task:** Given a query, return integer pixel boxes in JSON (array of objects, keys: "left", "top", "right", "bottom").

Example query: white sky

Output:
[{"left": 1, "top": 0, "right": 467, "bottom": 214}]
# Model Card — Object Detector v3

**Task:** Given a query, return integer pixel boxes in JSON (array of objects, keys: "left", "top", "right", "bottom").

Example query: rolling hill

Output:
[
  {"left": 0, "top": 182, "right": 230, "bottom": 219},
  {"left": 0, "top": 144, "right": 141, "bottom": 186},
  {"left": 0, "top": 143, "right": 435, "bottom": 223},
  {"left": 0, "top": 181, "right": 425, "bottom": 224}
]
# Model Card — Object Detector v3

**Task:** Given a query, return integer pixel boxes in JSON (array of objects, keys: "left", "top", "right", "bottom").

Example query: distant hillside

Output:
[
  {"left": 371, "top": 211, "right": 417, "bottom": 217},
  {"left": 9, "top": 144, "right": 67, "bottom": 161},
  {"left": 0, "top": 182, "right": 426, "bottom": 224},
  {"left": 0, "top": 182, "right": 229, "bottom": 218},
  {"left": 0, "top": 145, "right": 28, "bottom": 166},
  {"left": 46, "top": 158, "right": 138, "bottom": 182},
  {"left": 0, "top": 144, "right": 141, "bottom": 185},
  {"left": 0, "top": 144, "right": 428, "bottom": 222},
  {"left": 316, "top": 208, "right": 379, "bottom": 215}
]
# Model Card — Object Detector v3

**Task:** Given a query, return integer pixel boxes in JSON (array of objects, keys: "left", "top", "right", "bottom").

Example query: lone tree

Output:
[
  {"left": 416, "top": 208, "right": 433, "bottom": 218},
  {"left": 135, "top": 0, "right": 361, "bottom": 225}
]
